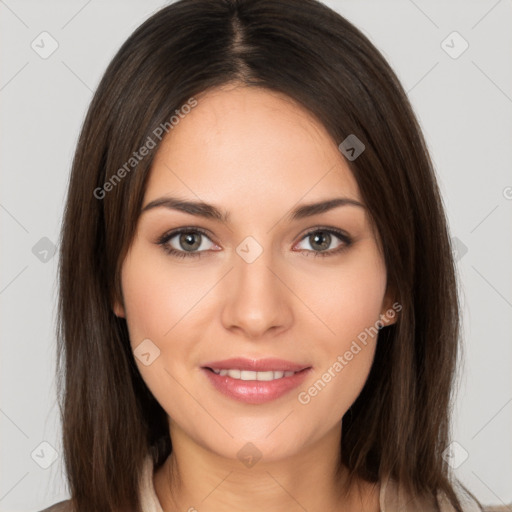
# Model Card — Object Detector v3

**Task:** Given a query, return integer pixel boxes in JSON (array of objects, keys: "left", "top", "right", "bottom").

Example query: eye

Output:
[
  {"left": 156, "top": 228, "right": 218, "bottom": 259},
  {"left": 156, "top": 226, "right": 353, "bottom": 260},
  {"left": 294, "top": 228, "right": 352, "bottom": 257}
]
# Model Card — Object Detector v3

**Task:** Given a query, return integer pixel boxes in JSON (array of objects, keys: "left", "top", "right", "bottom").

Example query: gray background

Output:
[{"left": 1, "top": 0, "right": 511, "bottom": 510}]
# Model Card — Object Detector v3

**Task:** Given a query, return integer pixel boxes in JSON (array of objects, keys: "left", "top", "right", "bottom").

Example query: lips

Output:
[
  {"left": 211, "top": 369, "right": 296, "bottom": 380},
  {"left": 201, "top": 357, "right": 312, "bottom": 404}
]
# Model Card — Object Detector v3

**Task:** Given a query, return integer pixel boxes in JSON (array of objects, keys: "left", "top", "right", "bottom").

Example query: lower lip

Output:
[{"left": 202, "top": 367, "right": 312, "bottom": 404}]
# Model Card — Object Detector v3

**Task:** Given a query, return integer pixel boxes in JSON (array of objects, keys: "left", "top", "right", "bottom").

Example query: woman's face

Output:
[{"left": 114, "top": 84, "right": 395, "bottom": 463}]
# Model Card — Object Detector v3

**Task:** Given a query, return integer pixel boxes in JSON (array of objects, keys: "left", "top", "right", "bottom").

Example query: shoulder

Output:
[
  {"left": 35, "top": 455, "right": 157, "bottom": 512},
  {"left": 381, "top": 474, "right": 500, "bottom": 512},
  {"left": 439, "top": 478, "right": 507, "bottom": 512},
  {"left": 37, "top": 499, "right": 73, "bottom": 512}
]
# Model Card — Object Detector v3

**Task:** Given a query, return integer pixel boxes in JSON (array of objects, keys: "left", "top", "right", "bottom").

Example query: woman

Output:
[{"left": 41, "top": 0, "right": 490, "bottom": 510}]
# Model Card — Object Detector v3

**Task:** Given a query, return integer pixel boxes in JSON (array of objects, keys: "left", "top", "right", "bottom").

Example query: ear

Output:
[
  {"left": 113, "top": 291, "right": 126, "bottom": 318},
  {"left": 113, "top": 300, "right": 126, "bottom": 318},
  {"left": 379, "top": 286, "right": 400, "bottom": 328}
]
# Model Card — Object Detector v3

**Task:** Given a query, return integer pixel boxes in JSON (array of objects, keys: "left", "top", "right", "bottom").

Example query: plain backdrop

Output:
[{"left": 1, "top": 1, "right": 511, "bottom": 510}]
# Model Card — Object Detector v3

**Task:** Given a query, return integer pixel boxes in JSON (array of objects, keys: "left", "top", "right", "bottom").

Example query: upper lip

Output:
[{"left": 202, "top": 357, "right": 311, "bottom": 372}]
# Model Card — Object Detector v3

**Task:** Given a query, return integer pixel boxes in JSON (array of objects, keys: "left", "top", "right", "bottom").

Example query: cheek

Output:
[
  {"left": 119, "top": 247, "right": 210, "bottom": 419},
  {"left": 293, "top": 245, "right": 386, "bottom": 417},
  {"left": 120, "top": 246, "right": 211, "bottom": 348},
  {"left": 303, "top": 243, "right": 387, "bottom": 347}
]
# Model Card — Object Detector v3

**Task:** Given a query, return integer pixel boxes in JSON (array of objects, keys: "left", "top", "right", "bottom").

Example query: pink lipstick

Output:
[{"left": 201, "top": 357, "right": 312, "bottom": 404}]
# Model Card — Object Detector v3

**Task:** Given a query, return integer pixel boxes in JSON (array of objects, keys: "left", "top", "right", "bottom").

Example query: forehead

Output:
[{"left": 145, "top": 84, "right": 361, "bottom": 209}]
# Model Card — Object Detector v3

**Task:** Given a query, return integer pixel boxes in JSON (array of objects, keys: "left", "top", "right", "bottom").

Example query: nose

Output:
[{"left": 220, "top": 245, "right": 293, "bottom": 340}]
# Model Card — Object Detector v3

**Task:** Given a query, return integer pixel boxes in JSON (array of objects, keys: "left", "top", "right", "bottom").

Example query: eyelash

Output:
[{"left": 156, "top": 227, "right": 353, "bottom": 260}]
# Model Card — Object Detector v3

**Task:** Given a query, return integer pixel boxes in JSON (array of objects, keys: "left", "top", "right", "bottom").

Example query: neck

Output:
[{"left": 153, "top": 422, "right": 380, "bottom": 512}]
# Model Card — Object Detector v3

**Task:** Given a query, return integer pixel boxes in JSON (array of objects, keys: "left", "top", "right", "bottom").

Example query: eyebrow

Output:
[{"left": 140, "top": 195, "right": 365, "bottom": 223}]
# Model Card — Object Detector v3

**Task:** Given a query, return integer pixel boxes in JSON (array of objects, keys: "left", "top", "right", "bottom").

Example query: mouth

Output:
[
  {"left": 201, "top": 357, "right": 312, "bottom": 404},
  {"left": 205, "top": 368, "right": 300, "bottom": 380}
]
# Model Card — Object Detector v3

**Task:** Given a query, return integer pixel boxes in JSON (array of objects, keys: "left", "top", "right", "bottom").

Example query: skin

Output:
[{"left": 114, "top": 83, "right": 397, "bottom": 512}]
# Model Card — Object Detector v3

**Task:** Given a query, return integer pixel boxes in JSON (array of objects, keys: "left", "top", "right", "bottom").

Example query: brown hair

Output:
[{"left": 57, "top": 0, "right": 480, "bottom": 510}]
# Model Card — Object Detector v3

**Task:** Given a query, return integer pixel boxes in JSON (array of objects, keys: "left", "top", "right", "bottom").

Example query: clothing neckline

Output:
[
  {"left": 138, "top": 454, "right": 392, "bottom": 512},
  {"left": 138, "top": 454, "right": 467, "bottom": 512}
]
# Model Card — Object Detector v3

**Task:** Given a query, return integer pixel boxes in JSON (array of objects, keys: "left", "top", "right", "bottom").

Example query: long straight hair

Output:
[{"left": 57, "top": 0, "right": 479, "bottom": 510}]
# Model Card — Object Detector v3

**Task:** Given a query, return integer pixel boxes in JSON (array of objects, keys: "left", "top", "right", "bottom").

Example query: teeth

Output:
[{"left": 212, "top": 369, "right": 296, "bottom": 380}]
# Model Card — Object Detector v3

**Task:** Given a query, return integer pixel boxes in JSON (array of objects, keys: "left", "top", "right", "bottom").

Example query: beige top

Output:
[
  {"left": 40, "top": 454, "right": 503, "bottom": 512},
  {"left": 137, "top": 454, "right": 485, "bottom": 512}
]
